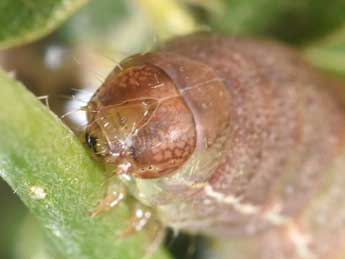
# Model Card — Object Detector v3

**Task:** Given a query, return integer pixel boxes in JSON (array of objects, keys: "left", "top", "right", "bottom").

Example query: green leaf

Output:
[
  {"left": 0, "top": 0, "right": 88, "bottom": 49},
  {"left": 208, "top": 0, "right": 345, "bottom": 44},
  {"left": 304, "top": 26, "right": 345, "bottom": 76},
  {"left": 0, "top": 69, "right": 171, "bottom": 259},
  {"left": 304, "top": 45, "right": 345, "bottom": 76}
]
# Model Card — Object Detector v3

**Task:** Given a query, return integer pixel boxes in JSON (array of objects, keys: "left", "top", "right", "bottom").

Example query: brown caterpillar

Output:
[{"left": 85, "top": 33, "right": 345, "bottom": 259}]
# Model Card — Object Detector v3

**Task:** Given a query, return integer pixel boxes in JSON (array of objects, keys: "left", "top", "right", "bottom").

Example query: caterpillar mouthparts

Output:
[{"left": 85, "top": 33, "right": 345, "bottom": 259}]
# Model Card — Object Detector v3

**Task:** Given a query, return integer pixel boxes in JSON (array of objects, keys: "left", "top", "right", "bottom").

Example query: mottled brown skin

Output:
[{"left": 86, "top": 33, "right": 345, "bottom": 259}]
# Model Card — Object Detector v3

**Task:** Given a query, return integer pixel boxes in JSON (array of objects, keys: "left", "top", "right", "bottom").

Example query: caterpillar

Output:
[{"left": 85, "top": 33, "right": 345, "bottom": 259}]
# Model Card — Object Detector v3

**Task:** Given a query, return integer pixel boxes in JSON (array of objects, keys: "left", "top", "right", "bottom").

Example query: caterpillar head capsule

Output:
[{"left": 85, "top": 56, "right": 197, "bottom": 179}]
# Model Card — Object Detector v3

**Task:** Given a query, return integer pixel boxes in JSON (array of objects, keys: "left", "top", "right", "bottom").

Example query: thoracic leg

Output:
[{"left": 90, "top": 179, "right": 127, "bottom": 217}]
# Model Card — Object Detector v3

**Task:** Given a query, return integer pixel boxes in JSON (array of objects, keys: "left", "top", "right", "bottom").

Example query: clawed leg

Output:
[
  {"left": 117, "top": 203, "right": 153, "bottom": 237},
  {"left": 90, "top": 175, "right": 155, "bottom": 236},
  {"left": 90, "top": 173, "right": 165, "bottom": 256},
  {"left": 90, "top": 180, "right": 127, "bottom": 217},
  {"left": 118, "top": 202, "right": 165, "bottom": 257}
]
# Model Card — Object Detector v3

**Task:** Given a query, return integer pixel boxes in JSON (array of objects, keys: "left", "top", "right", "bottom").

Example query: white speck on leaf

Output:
[{"left": 29, "top": 186, "right": 47, "bottom": 200}]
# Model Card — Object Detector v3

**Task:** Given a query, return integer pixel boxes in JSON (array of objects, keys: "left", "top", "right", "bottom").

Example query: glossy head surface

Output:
[{"left": 85, "top": 60, "right": 196, "bottom": 178}]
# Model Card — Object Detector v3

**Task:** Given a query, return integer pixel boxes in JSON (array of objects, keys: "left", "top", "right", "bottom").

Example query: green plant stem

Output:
[{"left": 0, "top": 69, "right": 171, "bottom": 259}]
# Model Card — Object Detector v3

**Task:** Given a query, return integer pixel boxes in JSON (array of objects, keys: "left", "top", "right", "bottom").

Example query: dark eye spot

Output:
[{"left": 85, "top": 133, "right": 98, "bottom": 153}]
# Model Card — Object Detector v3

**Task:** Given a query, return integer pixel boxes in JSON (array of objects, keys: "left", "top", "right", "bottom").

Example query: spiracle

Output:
[{"left": 85, "top": 33, "right": 345, "bottom": 259}]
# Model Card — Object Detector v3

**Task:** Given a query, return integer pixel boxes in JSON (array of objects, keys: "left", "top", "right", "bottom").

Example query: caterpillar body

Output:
[{"left": 85, "top": 33, "right": 345, "bottom": 259}]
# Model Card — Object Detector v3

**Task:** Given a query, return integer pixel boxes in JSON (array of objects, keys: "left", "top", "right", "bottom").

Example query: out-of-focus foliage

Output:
[
  {"left": 185, "top": 0, "right": 345, "bottom": 76},
  {"left": 0, "top": 0, "right": 88, "bottom": 49},
  {"left": 57, "top": 0, "right": 156, "bottom": 58},
  {"left": 57, "top": 0, "right": 127, "bottom": 45},
  {"left": 206, "top": 0, "right": 345, "bottom": 44},
  {"left": 304, "top": 27, "right": 345, "bottom": 76},
  {"left": 134, "top": 0, "right": 197, "bottom": 40}
]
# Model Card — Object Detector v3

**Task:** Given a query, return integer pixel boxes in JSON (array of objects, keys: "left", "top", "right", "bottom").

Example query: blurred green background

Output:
[{"left": 0, "top": 0, "right": 345, "bottom": 258}]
